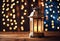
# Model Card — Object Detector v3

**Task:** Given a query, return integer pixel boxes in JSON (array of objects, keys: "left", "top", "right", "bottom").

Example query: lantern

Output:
[{"left": 28, "top": 7, "right": 44, "bottom": 37}]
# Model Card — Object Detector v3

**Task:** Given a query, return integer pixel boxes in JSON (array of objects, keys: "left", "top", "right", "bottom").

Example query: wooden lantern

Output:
[{"left": 28, "top": 8, "right": 44, "bottom": 37}]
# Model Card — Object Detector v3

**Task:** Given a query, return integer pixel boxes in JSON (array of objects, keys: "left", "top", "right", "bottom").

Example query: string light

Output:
[
  {"left": 2, "top": 8, "right": 5, "bottom": 10},
  {"left": 21, "top": 0, "right": 24, "bottom": 2},
  {"left": 31, "top": 4, "right": 33, "bottom": 7},
  {"left": 21, "top": 5, "right": 24, "bottom": 10},
  {"left": 14, "top": 20, "right": 16, "bottom": 22},
  {"left": 24, "top": 12, "right": 27, "bottom": 15},
  {"left": 10, "top": 19, "right": 13, "bottom": 22},
  {"left": 21, "top": 22, "right": 23, "bottom": 25},
  {"left": 46, "top": 0, "right": 48, "bottom": 1},
  {"left": 10, "top": 13, "right": 13, "bottom": 16},
  {"left": 53, "top": 10, "right": 55, "bottom": 13},
  {"left": 11, "top": 23, "right": 13, "bottom": 25},
  {"left": 2, "top": 18, "right": 5, "bottom": 21},
  {"left": 50, "top": 0, "right": 52, "bottom": 2},
  {"left": 21, "top": 16, "right": 24, "bottom": 19},
  {"left": 51, "top": 20, "right": 54, "bottom": 23},
  {"left": 59, "top": 3, "right": 60, "bottom": 6},
  {"left": 52, "top": 25, "right": 55, "bottom": 28},
  {"left": 52, "top": 22, "right": 54, "bottom": 25},
  {"left": 57, "top": 27, "right": 59, "bottom": 29},
  {"left": 46, "top": 11, "right": 49, "bottom": 14},
  {"left": 10, "top": 4, "right": 14, "bottom": 9},
  {"left": 58, "top": 10, "right": 60, "bottom": 13},
  {"left": 41, "top": 2, "right": 44, "bottom": 6},
  {"left": 15, "top": 22, "right": 17, "bottom": 25},
  {"left": 3, "top": 14, "right": 6, "bottom": 17},
  {"left": 44, "top": 21, "right": 46, "bottom": 24},
  {"left": 45, "top": 28, "right": 48, "bottom": 31},
  {"left": 12, "top": 3, "right": 15, "bottom": 6},
  {"left": 6, "top": 0, "right": 9, "bottom": 2},
  {"left": 13, "top": 14, "right": 15, "bottom": 19},
  {"left": 57, "top": 6, "right": 59, "bottom": 8},
  {"left": 50, "top": 15, "right": 53, "bottom": 17},
  {"left": 45, "top": 24, "right": 48, "bottom": 27},
  {"left": 24, "top": 2, "right": 27, "bottom": 5},
  {"left": 6, "top": 15, "right": 9, "bottom": 18},
  {"left": 11, "top": 0, "right": 15, "bottom": 2},
  {"left": 22, "top": 20, "right": 25, "bottom": 23},
  {"left": 13, "top": 26, "right": 17, "bottom": 30},
  {"left": 2, "top": 11, "right": 4, "bottom": 14},
  {"left": 7, "top": 18, "right": 9, "bottom": 21},
  {"left": 21, "top": 26, "right": 24, "bottom": 31},
  {"left": 46, "top": 6, "right": 48, "bottom": 8},
  {"left": 6, "top": 8, "right": 9, "bottom": 11},
  {"left": 57, "top": 0, "right": 59, "bottom": 1},
  {"left": 3, "top": 22, "right": 5, "bottom": 25},
  {"left": 9, "top": 27, "right": 12, "bottom": 30},
  {"left": 49, "top": 8, "right": 52, "bottom": 11},
  {"left": 45, "top": 3, "right": 47, "bottom": 6},
  {"left": 24, "top": 9, "right": 27, "bottom": 12},
  {"left": 33, "top": 0, "right": 35, "bottom": 2},
  {"left": 7, "top": 24, "right": 9, "bottom": 27},
  {"left": 3, "top": 29, "right": 5, "bottom": 32},
  {"left": 16, "top": 1, "right": 19, "bottom": 4},
  {"left": 3, "top": 0, "right": 5, "bottom": 2},
  {"left": 12, "top": 9, "right": 15, "bottom": 13},
  {"left": 46, "top": 15, "right": 48, "bottom": 20}
]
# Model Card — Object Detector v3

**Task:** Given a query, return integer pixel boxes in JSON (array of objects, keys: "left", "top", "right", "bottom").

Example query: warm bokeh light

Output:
[
  {"left": 16, "top": 1, "right": 19, "bottom": 3},
  {"left": 6, "top": 0, "right": 9, "bottom": 2},
  {"left": 3, "top": 29, "right": 5, "bottom": 32},
  {"left": 24, "top": 2, "right": 27, "bottom": 5},
  {"left": 15, "top": 22, "right": 17, "bottom": 25},
  {"left": 3, "top": 22, "right": 6, "bottom": 25},
  {"left": 21, "top": 0, "right": 24, "bottom": 2},
  {"left": 24, "top": 12, "right": 27, "bottom": 15},
  {"left": 10, "top": 19, "right": 13, "bottom": 22},
  {"left": 45, "top": 28, "right": 48, "bottom": 31},
  {"left": 45, "top": 24, "right": 48, "bottom": 27},
  {"left": 12, "top": 9, "right": 15, "bottom": 13},
  {"left": 21, "top": 22, "right": 23, "bottom": 25},
  {"left": 6, "top": 15, "right": 9, "bottom": 18},
  {"left": 2, "top": 18, "right": 5, "bottom": 21},
  {"left": 7, "top": 24, "right": 9, "bottom": 27},
  {"left": 13, "top": 14, "right": 16, "bottom": 19},
  {"left": 11, "top": 23, "right": 13, "bottom": 25},
  {"left": 31, "top": 4, "right": 33, "bottom": 7},
  {"left": 10, "top": 13, "right": 13, "bottom": 16},
  {"left": 6, "top": 8, "right": 9, "bottom": 11},
  {"left": 21, "top": 5, "right": 24, "bottom": 10},
  {"left": 7, "top": 18, "right": 9, "bottom": 21},
  {"left": 11, "top": 0, "right": 15, "bottom": 2},
  {"left": 22, "top": 20, "right": 25, "bottom": 23},
  {"left": 9, "top": 27, "right": 12, "bottom": 30},
  {"left": 14, "top": 20, "right": 16, "bottom": 22},
  {"left": 57, "top": 27, "right": 59, "bottom": 29},
  {"left": 21, "top": 26, "right": 24, "bottom": 31},
  {"left": 13, "top": 26, "right": 17, "bottom": 30},
  {"left": 33, "top": 0, "right": 35, "bottom": 2},
  {"left": 2, "top": 11, "right": 4, "bottom": 14},
  {"left": 52, "top": 25, "right": 55, "bottom": 28},
  {"left": 21, "top": 16, "right": 24, "bottom": 19}
]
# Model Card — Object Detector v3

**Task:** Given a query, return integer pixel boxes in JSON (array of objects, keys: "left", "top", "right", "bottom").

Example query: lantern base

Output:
[{"left": 29, "top": 32, "right": 44, "bottom": 38}]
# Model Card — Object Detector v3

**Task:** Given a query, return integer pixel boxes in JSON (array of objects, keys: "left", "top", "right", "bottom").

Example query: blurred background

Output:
[{"left": 0, "top": 0, "right": 60, "bottom": 32}]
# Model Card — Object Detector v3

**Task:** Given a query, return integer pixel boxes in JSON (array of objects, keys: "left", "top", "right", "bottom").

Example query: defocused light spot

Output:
[
  {"left": 45, "top": 28, "right": 48, "bottom": 31},
  {"left": 3, "top": 29, "right": 5, "bottom": 32},
  {"left": 21, "top": 26, "right": 24, "bottom": 31}
]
